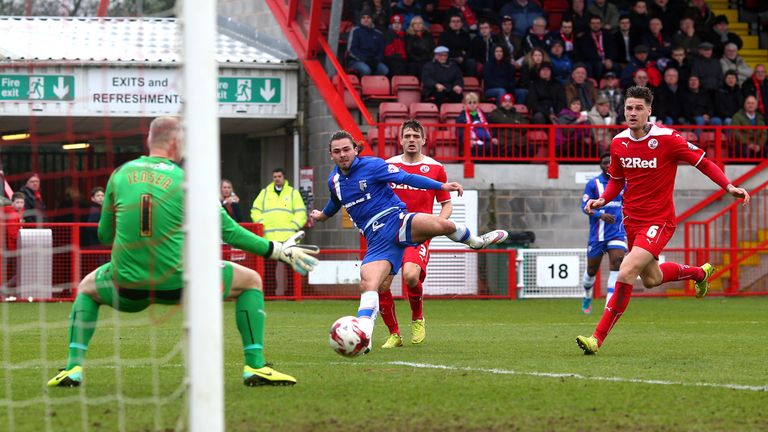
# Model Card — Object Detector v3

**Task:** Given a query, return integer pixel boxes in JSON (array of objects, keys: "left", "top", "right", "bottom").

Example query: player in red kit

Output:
[
  {"left": 576, "top": 86, "right": 750, "bottom": 354},
  {"left": 378, "top": 120, "right": 453, "bottom": 348}
]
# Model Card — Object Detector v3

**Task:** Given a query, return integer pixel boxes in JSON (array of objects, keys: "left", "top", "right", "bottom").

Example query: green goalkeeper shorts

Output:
[{"left": 94, "top": 261, "right": 235, "bottom": 312}]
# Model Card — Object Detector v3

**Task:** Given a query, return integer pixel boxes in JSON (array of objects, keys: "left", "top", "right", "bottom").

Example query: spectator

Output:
[
  {"left": 549, "top": 39, "right": 574, "bottom": 84},
  {"left": 574, "top": 15, "right": 616, "bottom": 79},
  {"left": 522, "top": 16, "right": 550, "bottom": 55},
  {"left": 650, "top": 0, "right": 683, "bottom": 37},
  {"left": 365, "top": 0, "right": 392, "bottom": 31},
  {"left": 383, "top": 14, "right": 408, "bottom": 76},
  {"left": 720, "top": 43, "right": 753, "bottom": 86},
  {"left": 741, "top": 64, "right": 767, "bottom": 116},
  {"left": 483, "top": 45, "right": 516, "bottom": 103},
  {"left": 587, "top": 0, "right": 620, "bottom": 34},
  {"left": 348, "top": 9, "right": 389, "bottom": 76},
  {"left": 438, "top": 14, "right": 475, "bottom": 76},
  {"left": 500, "top": 0, "right": 544, "bottom": 38},
  {"left": 499, "top": 15, "right": 524, "bottom": 63},
  {"left": 250, "top": 168, "right": 307, "bottom": 296},
  {"left": 588, "top": 96, "right": 618, "bottom": 154},
  {"left": 548, "top": 18, "right": 576, "bottom": 56},
  {"left": 715, "top": 70, "right": 743, "bottom": 125},
  {"left": 668, "top": 45, "right": 692, "bottom": 83},
  {"left": 421, "top": 46, "right": 464, "bottom": 105},
  {"left": 455, "top": 92, "right": 499, "bottom": 157},
  {"left": 730, "top": 95, "right": 767, "bottom": 158},
  {"left": 82, "top": 186, "right": 105, "bottom": 248},
  {"left": 393, "top": 0, "right": 424, "bottom": 29},
  {"left": 517, "top": 47, "right": 550, "bottom": 104},
  {"left": 555, "top": 98, "right": 591, "bottom": 157},
  {"left": 470, "top": 20, "right": 498, "bottom": 68},
  {"left": 632, "top": 68, "right": 652, "bottom": 90},
  {"left": 598, "top": 71, "right": 624, "bottom": 115},
  {"left": 220, "top": 179, "right": 242, "bottom": 222},
  {"left": 3, "top": 192, "right": 25, "bottom": 252},
  {"left": 643, "top": 17, "right": 672, "bottom": 61},
  {"left": 405, "top": 15, "right": 434, "bottom": 77},
  {"left": 671, "top": 17, "right": 701, "bottom": 56},
  {"left": 564, "top": 64, "right": 598, "bottom": 111},
  {"left": 468, "top": 0, "right": 495, "bottom": 23},
  {"left": 655, "top": 67, "right": 686, "bottom": 124},
  {"left": 563, "top": 0, "right": 590, "bottom": 37},
  {"left": 447, "top": 0, "right": 477, "bottom": 32},
  {"left": 620, "top": 45, "right": 658, "bottom": 88},
  {"left": 704, "top": 15, "right": 742, "bottom": 58},
  {"left": 612, "top": 15, "right": 639, "bottom": 65},
  {"left": 682, "top": 75, "right": 722, "bottom": 126},
  {"left": 628, "top": 0, "right": 651, "bottom": 40},
  {"left": 54, "top": 186, "right": 88, "bottom": 222},
  {"left": 691, "top": 41, "right": 723, "bottom": 92},
  {"left": 19, "top": 173, "right": 45, "bottom": 223},
  {"left": 487, "top": 93, "right": 529, "bottom": 156},
  {"left": 685, "top": 0, "right": 715, "bottom": 34},
  {"left": 527, "top": 63, "right": 566, "bottom": 124}
]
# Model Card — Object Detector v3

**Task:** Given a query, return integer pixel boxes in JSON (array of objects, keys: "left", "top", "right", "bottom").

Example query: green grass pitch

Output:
[{"left": 2, "top": 297, "right": 767, "bottom": 431}]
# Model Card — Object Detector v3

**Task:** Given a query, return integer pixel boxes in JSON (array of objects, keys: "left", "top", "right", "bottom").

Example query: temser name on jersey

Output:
[
  {"left": 126, "top": 170, "right": 174, "bottom": 190},
  {"left": 343, "top": 193, "right": 372, "bottom": 209},
  {"left": 390, "top": 183, "right": 426, "bottom": 191},
  {"left": 620, "top": 157, "right": 657, "bottom": 168}
]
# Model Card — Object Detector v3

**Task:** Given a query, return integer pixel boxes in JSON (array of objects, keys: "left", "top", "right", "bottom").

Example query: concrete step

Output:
[
  {"left": 723, "top": 252, "right": 759, "bottom": 266},
  {"left": 730, "top": 22, "right": 748, "bottom": 33},
  {"left": 759, "top": 229, "right": 768, "bottom": 242},
  {"left": 708, "top": 0, "right": 729, "bottom": 7},
  {"left": 742, "top": 35, "right": 759, "bottom": 50}
]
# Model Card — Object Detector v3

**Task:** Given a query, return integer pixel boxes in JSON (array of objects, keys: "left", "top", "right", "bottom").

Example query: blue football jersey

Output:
[
  {"left": 321, "top": 156, "right": 444, "bottom": 231},
  {"left": 581, "top": 172, "right": 626, "bottom": 242}
]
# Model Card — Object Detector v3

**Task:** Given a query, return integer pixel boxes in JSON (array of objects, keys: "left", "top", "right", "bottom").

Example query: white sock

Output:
[
  {"left": 582, "top": 271, "right": 596, "bottom": 297},
  {"left": 605, "top": 271, "right": 618, "bottom": 308},
  {"left": 446, "top": 221, "right": 483, "bottom": 248},
  {"left": 357, "top": 291, "right": 379, "bottom": 337}
]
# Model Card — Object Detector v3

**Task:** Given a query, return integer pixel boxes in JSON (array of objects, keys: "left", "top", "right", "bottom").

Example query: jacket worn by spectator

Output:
[
  {"left": 487, "top": 106, "right": 527, "bottom": 153},
  {"left": 720, "top": 56, "right": 752, "bottom": 86},
  {"left": 564, "top": 81, "right": 598, "bottom": 111},
  {"left": 348, "top": 25, "right": 386, "bottom": 65},
  {"left": 691, "top": 56, "right": 724, "bottom": 91},
  {"left": 715, "top": 83, "right": 743, "bottom": 120},
  {"left": 527, "top": 79, "right": 566, "bottom": 120},
  {"left": 19, "top": 185, "right": 45, "bottom": 223},
  {"left": 587, "top": 2, "right": 620, "bottom": 32},
  {"left": 483, "top": 59, "right": 516, "bottom": 93},
  {"left": 470, "top": 34, "right": 499, "bottom": 64},
  {"left": 730, "top": 109, "right": 767, "bottom": 156},
  {"left": 682, "top": 88, "right": 716, "bottom": 121},
  {"left": 741, "top": 75, "right": 768, "bottom": 115},
  {"left": 499, "top": 0, "right": 543, "bottom": 37},
  {"left": 438, "top": 28, "right": 473, "bottom": 62},
  {"left": 654, "top": 83, "right": 686, "bottom": 124},
  {"left": 250, "top": 180, "right": 307, "bottom": 242},
  {"left": 421, "top": 59, "right": 463, "bottom": 98},
  {"left": 405, "top": 31, "right": 434, "bottom": 65}
]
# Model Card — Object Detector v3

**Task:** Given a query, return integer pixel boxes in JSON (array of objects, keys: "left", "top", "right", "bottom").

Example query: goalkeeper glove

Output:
[{"left": 269, "top": 231, "right": 320, "bottom": 276}]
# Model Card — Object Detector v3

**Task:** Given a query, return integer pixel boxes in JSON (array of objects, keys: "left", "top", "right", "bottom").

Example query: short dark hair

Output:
[
  {"left": 400, "top": 119, "right": 425, "bottom": 139},
  {"left": 90, "top": 186, "right": 104, "bottom": 197},
  {"left": 328, "top": 130, "right": 359, "bottom": 152},
  {"left": 625, "top": 86, "right": 653, "bottom": 106},
  {"left": 599, "top": 152, "right": 611, "bottom": 161},
  {"left": 11, "top": 191, "right": 24, "bottom": 201},
  {"left": 272, "top": 168, "right": 285, "bottom": 175}
]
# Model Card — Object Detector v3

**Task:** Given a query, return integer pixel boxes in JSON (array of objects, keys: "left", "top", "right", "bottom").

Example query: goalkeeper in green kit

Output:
[{"left": 48, "top": 117, "right": 319, "bottom": 388}]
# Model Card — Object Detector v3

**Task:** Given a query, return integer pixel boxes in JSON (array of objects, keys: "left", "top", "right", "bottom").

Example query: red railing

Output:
[
  {"left": 685, "top": 180, "right": 768, "bottom": 293},
  {"left": 369, "top": 123, "right": 768, "bottom": 178}
]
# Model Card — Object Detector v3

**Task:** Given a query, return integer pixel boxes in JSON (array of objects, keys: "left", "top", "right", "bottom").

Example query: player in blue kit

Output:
[
  {"left": 310, "top": 130, "right": 509, "bottom": 351},
  {"left": 580, "top": 153, "right": 626, "bottom": 314}
]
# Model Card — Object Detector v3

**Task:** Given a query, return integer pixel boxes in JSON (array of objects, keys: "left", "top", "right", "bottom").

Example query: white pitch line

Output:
[{"left": 384, "top": 361, "right": 768, "bottom": 392}]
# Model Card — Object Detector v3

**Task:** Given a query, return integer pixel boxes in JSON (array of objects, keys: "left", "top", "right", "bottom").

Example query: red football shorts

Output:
[
  {"left": 625, "top": 221, "right": 675, "bottom": 259},
  {"left": 402, "top": 240, "right": 431, "bottom": 282}
]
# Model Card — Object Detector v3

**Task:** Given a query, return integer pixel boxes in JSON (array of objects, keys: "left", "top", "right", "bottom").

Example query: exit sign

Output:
[
  {"left": 218, "top": 78, "right": 281, "bottom": 104},
  {"left": 0, "top": 75, "right": 75, "bottom": 101}
]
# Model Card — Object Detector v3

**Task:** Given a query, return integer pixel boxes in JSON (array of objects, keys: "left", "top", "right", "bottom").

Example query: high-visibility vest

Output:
[{"left": 250, "top": 181, "right": 307, "bottom": 241}]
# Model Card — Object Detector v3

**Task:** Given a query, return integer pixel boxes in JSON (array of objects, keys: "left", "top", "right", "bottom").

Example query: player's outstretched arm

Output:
[
  {"left": 726, "top": 184, "right": 750, "bottom": 206},
  {"left": 585, "top": 176, "right": 625, "bottom": 214},
  {"left": 441, "top": 182, "right": 464, "bottom": 197},
  {"left": 695, "top": 158, "right": 750, "bottom": 206}
]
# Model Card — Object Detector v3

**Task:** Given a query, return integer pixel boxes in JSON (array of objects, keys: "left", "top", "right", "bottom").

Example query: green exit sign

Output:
[
  {"left": 218, "top": 77, "right": 281, "bottom": 104},
  {"left": 0, "top": 75, "right": 75, "bottom": 101}
]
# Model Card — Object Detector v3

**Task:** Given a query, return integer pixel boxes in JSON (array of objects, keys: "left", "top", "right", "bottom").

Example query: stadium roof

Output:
[{"left": 0, "top": 16, "right": 297, "bottom": 65}]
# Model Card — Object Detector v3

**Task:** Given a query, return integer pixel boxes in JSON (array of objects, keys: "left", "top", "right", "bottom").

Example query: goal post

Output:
[{"left": 179, "top": 0, "right": 224, "bottom": 431}]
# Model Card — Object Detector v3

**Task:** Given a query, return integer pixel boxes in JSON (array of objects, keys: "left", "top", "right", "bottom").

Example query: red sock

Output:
[
  {"left": 593, "top": 281, "right": 633, "bottom": 346},
  {"left": 378, "top": 290, "right": 399, "bottom": 335},
  {"left": 407, "top": 281, "right": 424, "bottom": 321},
  {"left": 660, "top": 262, "right": 705, "bottom": 283}
]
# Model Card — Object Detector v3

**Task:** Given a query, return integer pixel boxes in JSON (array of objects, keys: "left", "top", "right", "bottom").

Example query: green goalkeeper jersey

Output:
[{"left": 98, "top": 155, "right": 272, "bottom": 290}]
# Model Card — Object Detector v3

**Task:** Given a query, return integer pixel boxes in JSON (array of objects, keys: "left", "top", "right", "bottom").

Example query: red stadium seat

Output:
[
  {"left": 378, "top": 102, "right": 410, "bottom": 123},
  {"left": 410, "top": 102, "right": 440, "bottom": 123},
  {"left": 392, "top": 75, "right": 422, "bottom": 107},
  {"left": 331, "top": 74, "right": 361, "bottom": 110},
  {"left": 513, "top": 104, "right": 529, "bottom": 117},
  {"left": 679, "top": 131, "right": 698, "bottom": 143},
  {"left": 440, "top": 103, "right": 464, "bottom": 123},
  {"left": 526, "top": 130, "right": 549, "bottom": 157},
  {"left": 367, "top": 126, "right": 399, "bottom": 157},
  {"left": 361, "top": 75, "right": 395, "bottom": 101},
  {"left": 480, "top": 103, "right": 497, "bottom": 114},
  {"left": 430, "top": 129, "right": 459, "bottom": 159},
  {"left": 462, "top": 76, "right": 482, "bottom": 96},
  {"left": 429, "top": 23, "right": 444, "bottom": 43}
]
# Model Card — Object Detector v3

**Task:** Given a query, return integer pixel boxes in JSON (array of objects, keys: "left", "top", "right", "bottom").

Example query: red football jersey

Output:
[
  {"left": 608, "top": 124, "right": 705, "bottom": 224},
  {"left": 385, "top": 154, "right": 451, "bottom": 213}
]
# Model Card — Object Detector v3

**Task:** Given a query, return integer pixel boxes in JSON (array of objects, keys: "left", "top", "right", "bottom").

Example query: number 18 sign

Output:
[{"left": 536, "top": 256, "right": 580, "bottom": 287}]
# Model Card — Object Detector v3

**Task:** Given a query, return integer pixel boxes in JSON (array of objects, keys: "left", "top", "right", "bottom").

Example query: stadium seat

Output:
[
  {"left": 361, "top": 75, "right": 396, "bottom": 102},
  {"left": 440, "top": 103, "right": 464, "bottom": 123},
  {"left": 379, "top": 102, "right": 410, "bottom": 123},
  {"left": 679, "top": 131, "right": 698, "bottom": 143},
  {"left": 526, "top": 130, "right": 549, "bottom": 157},
  {"left": 513, "top": 104, "right": 529, "bottom": 117},
  {"left": 367, "top": 126, "right": 399, "bottom": 157},
  {"left": 410, "top": 102, "right": 440, "bottom": 123},
  {"left": 430, "top": 130, "right": 460, "bottom": 159},
  {"left": 429, "top": 23, "right": 443, "bottom": 43},
  {"left": 480, "top": 103, "right": 497, "bottom": 114},
  {"left": 392, "top": 75, "right": 422, "bottom": 107},
  {"left": 462, "top": 76, "right": 482, "bottom": 96},
  {"left": 331, "top": 74, "right": 361, "bottom": 110}
]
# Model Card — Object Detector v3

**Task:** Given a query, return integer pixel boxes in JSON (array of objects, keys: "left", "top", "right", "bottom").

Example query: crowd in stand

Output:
[{"left": 342, "top": 0, "right": 767, "bottom": 156}]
